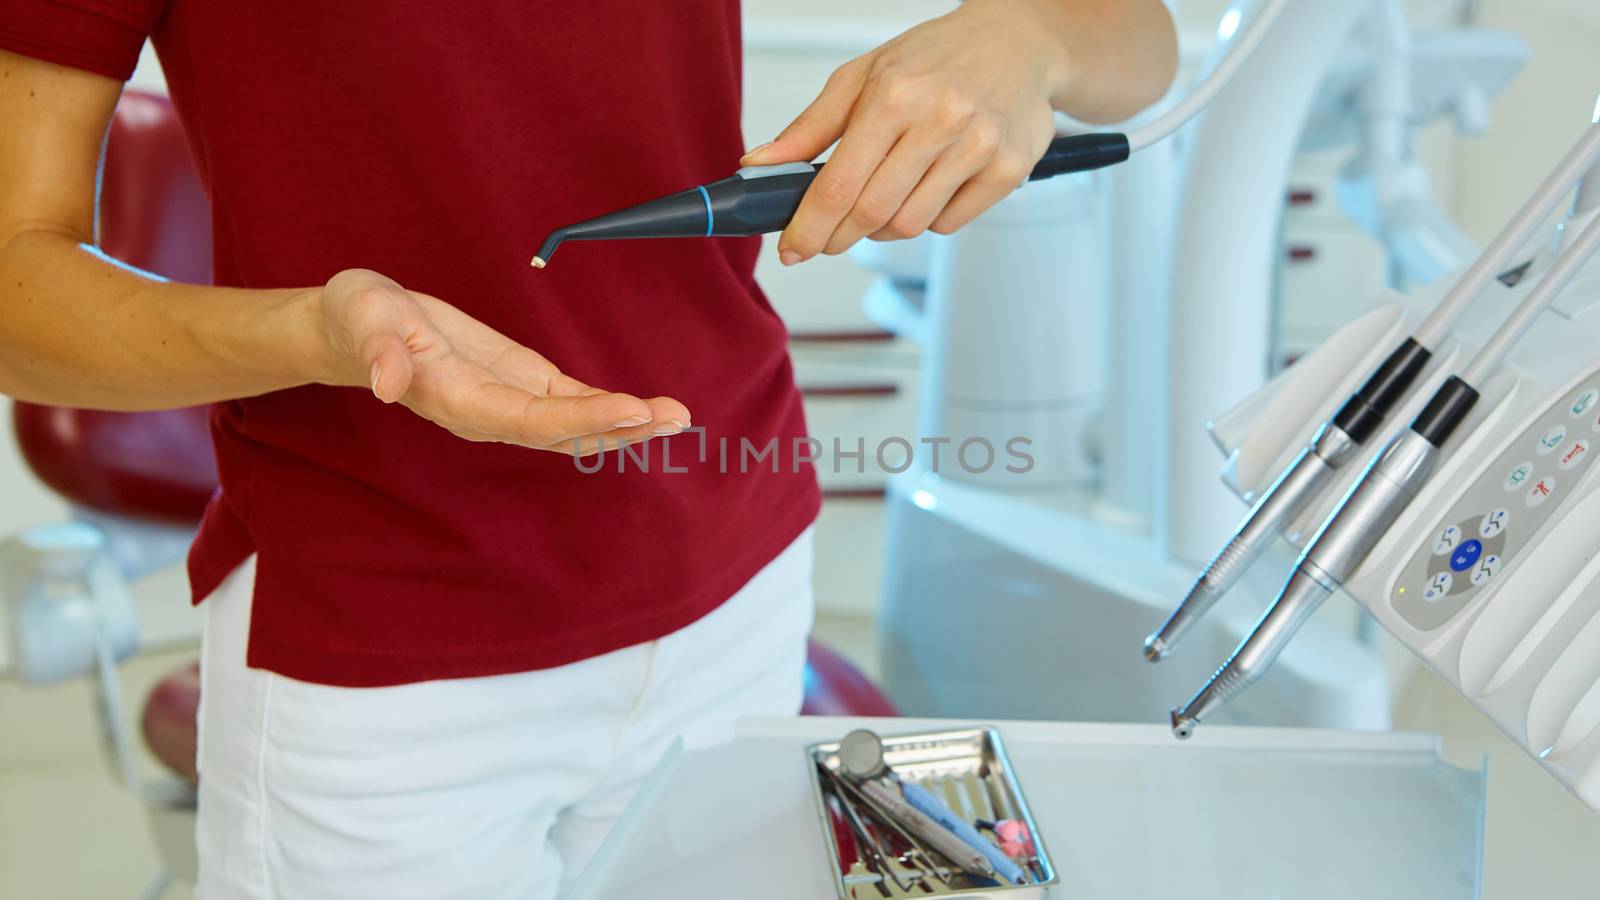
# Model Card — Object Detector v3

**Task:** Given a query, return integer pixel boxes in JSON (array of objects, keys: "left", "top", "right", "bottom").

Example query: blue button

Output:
[{"left": 1450, "top": 539, "right": 1483, "bottom": 572}]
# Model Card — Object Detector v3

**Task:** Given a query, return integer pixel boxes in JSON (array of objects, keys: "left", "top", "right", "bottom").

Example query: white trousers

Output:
[{"left": 195, "top": 530, "right": 813, "bottom": 900}]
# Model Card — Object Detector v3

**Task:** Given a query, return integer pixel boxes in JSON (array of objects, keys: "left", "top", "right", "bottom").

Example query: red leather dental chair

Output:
[{"left": 14, "top": 91, "right": 894, "bottom": 790}]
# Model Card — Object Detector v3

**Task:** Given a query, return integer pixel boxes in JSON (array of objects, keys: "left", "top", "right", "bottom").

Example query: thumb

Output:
[
  {"left": 742, "top": 58, "right": 870, "bottom": 166},
  {"left": 361, "top": 331, "right": 415, "bottom": 404}
]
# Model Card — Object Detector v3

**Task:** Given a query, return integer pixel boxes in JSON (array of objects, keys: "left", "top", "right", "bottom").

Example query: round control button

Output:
[
  {"left": 1479, "top": 508, "right": 1508, "bottom": 539},
  {"left": 1504, "top": 462, "right": 1534, "bottom": 492},
  {"left": 1526, "top": 475, "right": 1556, "bottom": 508},
  {"left": 1572, "top": 388, "right": 1600, "bottom": 419},
  {"left": 1450, "top": 539, "right": 1483, "bottom": 572},
  {"left": 1470, "top": 555, "right": 1500, "bottom": 587},
  {"left": 1559, "top": 439, "right": 1590, "bottom": 471},
  {"left": 1431, "top": 525, "right": 1462, "bottom": 556},
  {"left": 1538, "top": 424, "right": 1567, "bottom": 455},
  {"left": 1424, "top": 571, "right": 1453, "bottom": 601}
]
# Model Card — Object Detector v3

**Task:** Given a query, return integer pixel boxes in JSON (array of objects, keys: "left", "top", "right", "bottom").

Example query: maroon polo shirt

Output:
[{"left": 2, "top": 0, "right": 820, "bottom": 685}]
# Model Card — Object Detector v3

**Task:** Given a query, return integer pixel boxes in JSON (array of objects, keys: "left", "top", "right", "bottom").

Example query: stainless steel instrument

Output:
[{"left": 807, "top": 727, "right": 1056, "bottom": 899}]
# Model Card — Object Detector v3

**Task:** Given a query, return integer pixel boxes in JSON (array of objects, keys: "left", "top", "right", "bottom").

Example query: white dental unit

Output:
[{"left": 1190, "top": 155, "right": 1600, "bottom": 805}]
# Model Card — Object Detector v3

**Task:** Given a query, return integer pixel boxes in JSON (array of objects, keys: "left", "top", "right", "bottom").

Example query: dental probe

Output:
[
  {"left": 1171, "top": 209, "right": 1600, "bottom": 739},
  {"left": 529, "top": 0, "right": 1289, "bottom": 269},
  {"left": 1144, "top": 121, "right": 1600, "bottom": 663}
]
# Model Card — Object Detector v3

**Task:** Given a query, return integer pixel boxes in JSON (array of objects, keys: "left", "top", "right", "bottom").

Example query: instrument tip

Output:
[
  {"left": 1170, "top": 709, "right": 1196, "bottom": 740},
  {"left": 529, "top": 256, "right": 546, "bottom": 269},
  {"left": 1143, "top": 634, "right": 1169, "bottom": 663}
]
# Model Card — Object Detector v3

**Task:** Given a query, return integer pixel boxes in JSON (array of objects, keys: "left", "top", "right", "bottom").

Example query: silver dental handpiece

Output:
[
  {"left": 1146, "top": 121, "right": 1600, "bottom": 663},
  {"left": 1172, "top": 428, "right": 1439, "bottom": 736},
  {"left": 1172, "top": 208, "right": 1600, "bottom": 739},
  {"left": 1145, "top": 422, "right": 1360, "bottom": 661}
]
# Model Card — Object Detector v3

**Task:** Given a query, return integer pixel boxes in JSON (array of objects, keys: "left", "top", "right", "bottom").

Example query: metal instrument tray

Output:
[{"left": 807, "top": 727, "right": 1058, "bottom": 898}]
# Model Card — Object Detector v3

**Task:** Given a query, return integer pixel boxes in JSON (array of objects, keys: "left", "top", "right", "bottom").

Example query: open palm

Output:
[{"left": 317, "top": 269, "right": 689, "bottom": 456}]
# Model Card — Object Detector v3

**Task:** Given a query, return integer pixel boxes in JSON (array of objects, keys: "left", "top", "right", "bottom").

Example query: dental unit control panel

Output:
[{"left": 1393, "top": 378, "right": 1599, "bottom": 631}]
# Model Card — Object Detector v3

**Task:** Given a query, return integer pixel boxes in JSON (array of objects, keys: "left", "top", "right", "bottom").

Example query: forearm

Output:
[
  {"left": 1025, "top": 0, "right": 1179, "bottom": 123},
  {"left": 0, "top": 227, "right": 327, "bottom": 410}
]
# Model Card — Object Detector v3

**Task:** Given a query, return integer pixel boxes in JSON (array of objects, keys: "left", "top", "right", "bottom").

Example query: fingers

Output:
[
  {"left": 820, "top": 129, "right": 951, "bottom": 254},
  {"left": 542, "top": 372, "right": 690, "bottom": 429},
  {"left": 777, "top": 85, "right": 909, "bottom": 264},
  {"left": 927, "top": 162, "right": 1026, "bottom": 235},
  {"left": 503, "top": 386, "right": 657, "bottom": 447},
  {"left": 466, "top": 382, "right": 691, "bottom": 449},
  {"left": 867, "top": 155, "right": 966, "bottom": 242},
  {"left": 545, "top": 371, "right": 604, "bottom": 398},
  {"left": 563, "top": 403, "right": 688, "bottom": 451},
  {"left": 741, "top": 58, "right": 870, "bottom": 168},
  {"left": 858, "top": 124, "right": 992, "bottom": 243},
  {"left": 640, "top": 395, "right": 692, "bottom": 433},
  {"left": 484, "top": 344, "right": 559, "bottom": 395},
  {"left": 775, "top": 56, "right": 1046, "bottom": 263},
  {"left": 561, "top": 397, "right": 693, "bottom": 456},
  {"left": 861, "top": 115, "right": 1049, "bottom": 243},
  {"left": 928, "top": 125, "right": 1049, "bottom": 235}
]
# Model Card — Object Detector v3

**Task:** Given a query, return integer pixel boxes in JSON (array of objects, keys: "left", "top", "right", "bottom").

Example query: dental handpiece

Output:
[
  {"left": 1172, "top": 209, "right": 1600, "bottom": 739},
  {"left": 1145, "top": 121, "right": 1600, "bottom": 663},
  {"left": 837, "top": 730, "right": 1001, "bottom": 883},
  {"left": 529, "top": 133, "right": 1130, "bottom": 268}
]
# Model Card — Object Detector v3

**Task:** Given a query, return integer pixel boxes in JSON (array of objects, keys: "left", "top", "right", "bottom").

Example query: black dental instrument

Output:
[{"left": 529, "top": 133, "right": 1130, "bottom": 268}]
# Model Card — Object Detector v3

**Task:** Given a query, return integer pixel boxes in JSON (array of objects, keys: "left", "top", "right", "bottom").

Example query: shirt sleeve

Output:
[{"left": 0, "top": 0, "right": 167, "bottom": 81}]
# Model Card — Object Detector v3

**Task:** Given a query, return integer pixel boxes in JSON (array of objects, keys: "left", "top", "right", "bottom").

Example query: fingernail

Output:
[
  {"left": 612, "top": 415, "right": 651, "bottom": 428},
  {"left": 741, "top": 141, "right": 773, "bottom": 163},
  {"left": 369, "top": 362, "right": 381, "bottom": 394},
  {"left": 779, "top": 249, "right": 802, "bottom": 267},
  {"left": 652, "top": 419, "right": 687, "bottom": 436}
]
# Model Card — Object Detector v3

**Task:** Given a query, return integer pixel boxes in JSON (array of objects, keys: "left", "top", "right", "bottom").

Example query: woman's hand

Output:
[
  {"left": 742, "top": 0, "right": 1175, "bottom": 264},
  {"left": 312, "top": 269, "right": 689, "bottom": 456}
]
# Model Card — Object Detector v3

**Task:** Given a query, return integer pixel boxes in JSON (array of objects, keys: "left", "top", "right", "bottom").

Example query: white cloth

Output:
[{"left": 195, "top": 529, "right": 813, "bottom": 900}]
